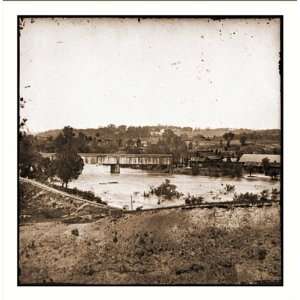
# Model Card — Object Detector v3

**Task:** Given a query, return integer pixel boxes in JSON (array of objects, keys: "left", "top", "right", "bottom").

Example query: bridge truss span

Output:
[
  {"left": 81, "top": 153, "right": 173, "bottom": 173},
  {"left": 41, "top": 153, "right": 173, "bottom": 174}
]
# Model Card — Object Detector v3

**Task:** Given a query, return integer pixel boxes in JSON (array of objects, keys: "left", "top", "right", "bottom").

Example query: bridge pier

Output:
[{"left": 110, "top": 164, "right": 120, "bottom": 174}]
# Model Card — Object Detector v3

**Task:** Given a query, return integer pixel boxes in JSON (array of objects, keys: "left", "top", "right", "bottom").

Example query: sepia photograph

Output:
[{"left": 18, "top": 16, "right": 282, "bottom": 285}]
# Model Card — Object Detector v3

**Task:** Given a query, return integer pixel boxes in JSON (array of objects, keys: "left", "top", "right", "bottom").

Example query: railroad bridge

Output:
[{"left": 41, "top": 153, "right": 173, "bottom": 174}]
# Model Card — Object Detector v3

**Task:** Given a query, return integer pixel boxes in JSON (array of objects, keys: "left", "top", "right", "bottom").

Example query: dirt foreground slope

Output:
[{"left": 19, "top": 181, "right": 281, "bottom": 285}]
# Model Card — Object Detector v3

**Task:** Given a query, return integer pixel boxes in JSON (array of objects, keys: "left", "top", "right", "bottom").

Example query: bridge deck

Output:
[{"left": 41, "top": 153, "right": 173, "bottom": 166}]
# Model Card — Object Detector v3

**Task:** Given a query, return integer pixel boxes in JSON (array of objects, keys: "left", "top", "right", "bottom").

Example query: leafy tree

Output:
[
  {"left": 136, "top": 138, "right": 142, "bottom": 148},
  {"left": 19, "top": 97, "right": 45, "bottom": 178},
  {"left": 19, "top": 134, "right": 43, "bottom": 178},
  {"left": 54, "top": 126, "right": 84, "bottom": 188},
  {"left": 118, "top": 125, "right": 127, "bottom": 133},
  {"left": 155, "top": 129, "right": 188, "bottom": 165},
  {"left": 239, "top": 134, "right": 247, "bottom": 146},
  {"left": 261, "top": 157, "right": 279, "bottom": 179},
  {"left": 162, "top": 129, "right": 176, "bottom": 143},
  {"left": 76, "top": 132, "right": 90, "bottom": 153},
  {"left": 262, "top": 157, "right": 270, "bottom": 174},
  {"left": 19, "top": 97, "right": 27, "bottom": 138},
  {"left": 117, "top": 138, "right": 123, "bottom": 147},
  {"left": 246, "top": 165, "right": 254, "bottom": 177},
  {"left": 270, "top": 168, "right": 279, "bottom": 180},
  {"left": 127, "top": 126, "right": 138, "bottom": 139},
  {"left": 126, "top": 138, "right": 135, "bottom": 152},
  {"left": 40, "top": 157, "right": 56, "bottom": 181},
  {"left": 223, "top": 131, "right": 235, "bottom": 147}
]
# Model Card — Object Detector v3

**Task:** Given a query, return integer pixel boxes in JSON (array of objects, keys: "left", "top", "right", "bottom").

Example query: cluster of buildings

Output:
[{"left": 189, "top": 150, "right": 281, "bottom": 175}]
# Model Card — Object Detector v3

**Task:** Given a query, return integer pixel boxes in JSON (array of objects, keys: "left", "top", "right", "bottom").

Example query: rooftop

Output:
[{"left": 239, "top": 154, "right": 280, "bottom": 164}]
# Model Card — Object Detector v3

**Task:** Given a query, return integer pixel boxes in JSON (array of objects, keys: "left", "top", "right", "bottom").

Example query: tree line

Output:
[
  {"left": 19, "top": 98, "right": 84, "bottom": 187},
  {"left": 20, "top": 125, "right": 84, "bottom": 187}
]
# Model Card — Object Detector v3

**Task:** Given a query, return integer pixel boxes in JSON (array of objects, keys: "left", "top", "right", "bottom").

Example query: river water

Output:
[{"left": 68, "top": 165, "right": 280, "bottom": 210}]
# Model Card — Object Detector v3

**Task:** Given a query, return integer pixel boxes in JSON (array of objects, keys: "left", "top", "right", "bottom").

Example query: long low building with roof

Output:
[{"left": 239, "top": 154, "right": 280, "bottom": 166}]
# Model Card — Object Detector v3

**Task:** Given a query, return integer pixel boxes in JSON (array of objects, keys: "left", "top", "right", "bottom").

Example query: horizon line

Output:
[{"left": 31, "top": 125, "right": 281, "bottom": 135}]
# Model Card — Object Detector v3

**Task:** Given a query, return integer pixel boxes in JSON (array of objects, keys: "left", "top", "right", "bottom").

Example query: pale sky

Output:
[{"left": 20, "top": 17, "right": 281, "bottom": 133}]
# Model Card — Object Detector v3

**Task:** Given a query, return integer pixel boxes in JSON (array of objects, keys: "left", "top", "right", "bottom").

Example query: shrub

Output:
[
  {"left": 233, "top": 189, "right": 273, "bottom": 203},
  {"left": 233, "top": 192, "right": 259, "bottom": 203},
  {"left": 260, "top": 189, "right": 269, "bottom": 201},
  {"left": 271, "top": 188, "right": 280, "bottom": 201},
  {"left": 184, "top": 194, "right": 204, "bottom": 205},
  {"left": 71, "top": 228, "right": 79, "bottom": 236},
  {"left": 47, "top": 183, "right": 105, "bottom": 205},
  {"left": 224, "top": 184, "right": 235, "bottom": 193},
  {"left": 149, "top": 179, "right": 182, "bottom": 200}
]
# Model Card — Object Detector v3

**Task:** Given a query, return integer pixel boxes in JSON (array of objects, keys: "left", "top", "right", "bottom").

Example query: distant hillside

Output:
[
  {"left": 36, "top": 129, "right": 61, "bottom": 138},
  {"left": 35, "top": 126, "right": 280, "bottom": 139},
  {"left": 36, "top": 128, "right": 104, "bottom": 139}
]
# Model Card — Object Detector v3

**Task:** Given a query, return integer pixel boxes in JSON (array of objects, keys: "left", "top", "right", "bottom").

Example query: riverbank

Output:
[
  {"left": 19, "top": 180, "right": 281, "bottom": 285},
  {"left": 19, "top": 179, "right": 121, "bottom": 224}
]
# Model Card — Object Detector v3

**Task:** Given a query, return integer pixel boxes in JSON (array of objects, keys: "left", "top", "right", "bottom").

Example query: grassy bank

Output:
[{"left": 19, "top": 181, "right": 118, "bottom": 224}]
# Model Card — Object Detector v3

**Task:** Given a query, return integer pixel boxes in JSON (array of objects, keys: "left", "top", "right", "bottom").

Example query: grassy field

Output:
[{"left": 19, "top": 181, "right": 282, "bottom": 285}]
